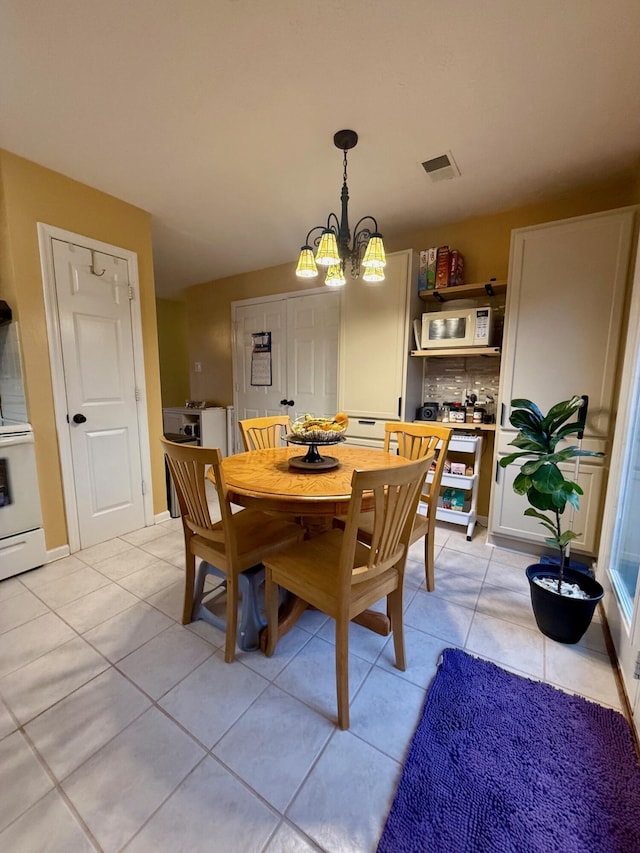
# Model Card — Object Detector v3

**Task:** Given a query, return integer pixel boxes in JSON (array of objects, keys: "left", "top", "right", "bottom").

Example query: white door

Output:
[
  {"left": 51, "top": 239, "right": 146, "bottom": 547},
  {"left": 233, "top": 290, "right": 340, "bottom": 445},
  {"left": 598, "top": 241, "right": 640, "bottom": 737},
  {"left": 286, "top": 292, "right": 340, "bottom": 422}
]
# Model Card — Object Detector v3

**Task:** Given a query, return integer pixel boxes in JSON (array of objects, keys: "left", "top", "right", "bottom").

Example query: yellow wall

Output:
[
  {"left": 184, "top": 173, "right": 635, "bottom": 516},
  {"left": 185, "top": 174, "right": 633, "bottom": 406},
  {"left": 156, "top": 298, "right": 190, "bottom": 407},
  {"left": 0, "top": 149, "right": 165, "bottom": 550}
]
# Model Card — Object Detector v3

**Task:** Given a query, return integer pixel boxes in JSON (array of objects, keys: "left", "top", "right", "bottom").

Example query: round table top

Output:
[{"left": 218, "top": 444, "right": 411, "bottom": 516}]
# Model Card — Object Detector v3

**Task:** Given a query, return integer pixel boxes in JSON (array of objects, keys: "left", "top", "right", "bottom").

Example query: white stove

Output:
[{"left": 0, "top": 421, "right": 47, "bottom": 580}]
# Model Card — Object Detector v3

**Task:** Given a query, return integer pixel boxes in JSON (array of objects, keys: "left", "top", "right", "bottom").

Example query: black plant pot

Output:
[{"left": 525, "top": 564, "right": 604, "bottom": 644}]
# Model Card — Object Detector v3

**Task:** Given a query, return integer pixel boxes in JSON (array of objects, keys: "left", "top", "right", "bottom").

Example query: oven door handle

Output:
[{"left": 0, "top": 434, "right": 34, "bottom": 447}]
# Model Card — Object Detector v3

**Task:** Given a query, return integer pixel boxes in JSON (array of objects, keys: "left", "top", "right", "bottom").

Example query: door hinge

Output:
[
  {"left": 128, "top": 286, "right": 135, "bottom": 300},
  {"left": 134, "top": 387, "right": 142, "bottom": 402},
  {"left": 141, "top": 480, "right": 146, "bottom": 496},
  {"left": 634, "top": 651, "right": 640, "bottom": 680}
]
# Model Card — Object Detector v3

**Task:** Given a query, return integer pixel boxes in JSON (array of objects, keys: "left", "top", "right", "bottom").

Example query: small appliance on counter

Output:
[{"left": 415, "top": 401, "right": 440, "bottom": 422}]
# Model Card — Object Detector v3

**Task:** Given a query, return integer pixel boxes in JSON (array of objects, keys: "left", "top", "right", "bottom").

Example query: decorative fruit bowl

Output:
[
  {"left": 286, "top": 413, "right": 349, "bottom": 470},
  {"left": 287, "top": 413, "right": 349, "bottom": 444}
]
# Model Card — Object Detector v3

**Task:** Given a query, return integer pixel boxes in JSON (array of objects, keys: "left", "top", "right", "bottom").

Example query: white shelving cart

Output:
[{"left": 432, "top": 432, "right": 483, "bottom": 540}]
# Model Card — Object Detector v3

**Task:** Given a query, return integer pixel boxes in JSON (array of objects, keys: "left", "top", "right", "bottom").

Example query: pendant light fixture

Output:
[{"left": 295, "top": 130, "right": 386, "bottom": 287}]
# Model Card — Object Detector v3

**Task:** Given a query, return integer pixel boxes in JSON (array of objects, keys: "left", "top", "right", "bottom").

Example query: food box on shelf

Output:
[
  {"left": 418, "top": 248, "right": 438, "bottom": 292},
  {"left": 449, "top": 462, "right": 467, "bottom": 476},
  {"left": 448, "top": 250, "right": 464, "bottom": 286},
  {"left": 441, "top": 488, "right": 466, "bottom": 511},
  {"left": 435, "top": 246, "right": 450, "bottom": 288}
]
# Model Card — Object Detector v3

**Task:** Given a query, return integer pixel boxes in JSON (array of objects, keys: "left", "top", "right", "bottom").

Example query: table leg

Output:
[
  {"left": 352, "top": 611, "right": 391, "bottom": 636},
  {"left": 259, "top": 594, "right": 309, "bottom": 652}
]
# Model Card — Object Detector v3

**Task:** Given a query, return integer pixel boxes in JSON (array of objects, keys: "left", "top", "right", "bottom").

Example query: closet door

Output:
[{"left": 232, "top": 290, "right": 340, "bottom": 445}]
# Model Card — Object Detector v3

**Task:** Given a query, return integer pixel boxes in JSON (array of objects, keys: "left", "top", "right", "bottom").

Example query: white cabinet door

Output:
[
  {"left": 338, "top": 250, "right": 421, "bottom": 425},
  {"left": 499, "top": 208, "right": 634, "bottom": 438},
  {"left": 490, "top": 207, "right": 637, "bottom": 553},
  {"left": 492, "top": 454, "right": 604, "bottom": 553}
]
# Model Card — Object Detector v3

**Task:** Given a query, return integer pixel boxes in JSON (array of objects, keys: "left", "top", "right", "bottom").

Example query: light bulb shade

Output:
[
  {"left": 361, "top": 234, "right": 386, "bottom": 269},
  {"left": 315, "top": 230, "right": 340, "bottom": 267},
  {"left": 362, "top": 266, "right": 385, "bottom": 283},
  {"left": 324, "top": 264, "right": 346, "bottom": 287},
  {"left": 296, "top": 246, "right": 318, "bottom": 278}
]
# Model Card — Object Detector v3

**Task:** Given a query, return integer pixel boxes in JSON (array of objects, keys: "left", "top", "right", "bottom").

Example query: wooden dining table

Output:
[{"left": 212, "top": 443, "right": 414, "bottom": 649}]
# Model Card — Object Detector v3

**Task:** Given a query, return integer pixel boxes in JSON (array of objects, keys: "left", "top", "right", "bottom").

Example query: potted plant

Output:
[{"left": 499, "top": 396, "right": 605, "bottom": 643}]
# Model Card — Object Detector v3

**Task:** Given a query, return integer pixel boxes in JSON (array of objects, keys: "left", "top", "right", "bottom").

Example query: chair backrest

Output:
[
  {"left": 383, "top": 422, "right": 452, "bottom": 503},
  {"left": 338, "top": 454, "right": 434, "bottom": 592},
  {"left": 160, "top": 438, "right": 238, "bottom": 558},
  {"left": 239, "top": 415, "right": 290, "bottom": 451}
]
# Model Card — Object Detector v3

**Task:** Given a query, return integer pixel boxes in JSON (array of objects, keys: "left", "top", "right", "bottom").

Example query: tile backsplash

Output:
[
  {"left": 421, "top": 354, "right": 500, "bottom": 407},
  {"left": 0, "top": 322, "right": 28, "bottom": 423}
]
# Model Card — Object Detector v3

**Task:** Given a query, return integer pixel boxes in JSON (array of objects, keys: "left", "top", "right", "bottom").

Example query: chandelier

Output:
[{"left": 295, "top": 130, "right": 386, "bottom": 287}]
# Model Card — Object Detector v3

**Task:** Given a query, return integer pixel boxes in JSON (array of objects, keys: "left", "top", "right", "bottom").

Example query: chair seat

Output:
[
  {"left": 191, "top": 508, "right": 303, "bottom": 573},
  {"left": 266, "top": 529, "right": 401, "bottom": 618}
]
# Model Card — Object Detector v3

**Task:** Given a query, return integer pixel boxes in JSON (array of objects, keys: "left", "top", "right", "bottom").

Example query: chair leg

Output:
[
  {"left": 335, "top": 617, "right": 350, "bottom": 730},
  {"left": 388, "top": 588, "right": 406, "bottom": 671},
  {"left": 425, "top": 534, "right": 435, "bottom": 592},
  {"left": 183, "top": 550, "right": 196, "bottom": 625},
  {"left": 264, "top": 568, "right": 279, "bottom": 658},
  {"left": 224, "top": 574, "right": 239, "bottom": 663}
]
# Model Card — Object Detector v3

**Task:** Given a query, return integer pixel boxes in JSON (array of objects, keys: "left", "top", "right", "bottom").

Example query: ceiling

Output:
[{"left": 2, "top": 1, "right": 640, "bottom": 299}]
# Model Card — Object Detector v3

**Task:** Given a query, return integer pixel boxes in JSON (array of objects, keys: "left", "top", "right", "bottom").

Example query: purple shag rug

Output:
[{"left": 378, "top": 648, "right": 640, "bottom": 853}]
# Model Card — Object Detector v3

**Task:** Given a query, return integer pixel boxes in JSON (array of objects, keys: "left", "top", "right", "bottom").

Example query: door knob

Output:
[
  {"left": 72, "top": 413, "right": 87, "bottom": 424},
  {"left": 280, "top": 399, "right": 295, "bottom": 407}
]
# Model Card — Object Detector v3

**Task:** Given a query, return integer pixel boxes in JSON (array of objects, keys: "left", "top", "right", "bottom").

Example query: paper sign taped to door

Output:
[{"left": 251, "top": 331, "right": 272, "bottom": 385}]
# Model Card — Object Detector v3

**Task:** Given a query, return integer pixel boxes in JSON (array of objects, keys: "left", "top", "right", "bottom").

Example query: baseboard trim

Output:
[
  {"left": 46, "top": 544, "right": 71, "bottom": 564},
  {"left": 155, "top": 510, "right": 171, "bottom": 524}
]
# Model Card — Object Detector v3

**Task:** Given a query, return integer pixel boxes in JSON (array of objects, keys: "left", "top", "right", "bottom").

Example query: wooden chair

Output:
[
  {"left": 239, "top": 415, "right": 290, "bottom": 451},
  {"left": 263, "top": 454, "right": 433, "bottom": 729},
  {"left": 161, "top": 438, "right": 304, "bottom": 662},
  {"left": 334, "top": 422, "right": 451, "bottom": 591}
]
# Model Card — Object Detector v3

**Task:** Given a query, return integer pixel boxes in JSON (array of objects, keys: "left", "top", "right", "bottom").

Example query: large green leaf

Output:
[
  {"left": 510, "top": 410, "right": 545, "bottom": 434},
  {"left": 527, "top": 487, "right": 555, "bottom": 511},
  {"left": 521, "top": 458, "right": 545, "bottom": 476},
  {"left": 499, "top": 451, "right": 532, "bottom": 468},
  {"left": 558, "top": 530, "right": 579, "bottom": 547},
  {"left": 530, "top": 463, "right": 564, "bottom": 494},
  {"left": 541, "top": 396, "right": 584, "bottom": 433},
  {"left": 509, "top": 432, "right": 547, "bottom": 451},
  {"left": 510, "top": 399, "right": 544, "bottom": 421},
  {"left": 512, "top": 472, "right": 532, "bottom": 494},
  {"left": 524, "top": 507, "right": 558, "bottom": 535}
]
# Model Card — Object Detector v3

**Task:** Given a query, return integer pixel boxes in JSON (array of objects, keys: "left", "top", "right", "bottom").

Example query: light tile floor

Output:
[{"left": 0, "top": 514, "right": 626, "bottom": 853}]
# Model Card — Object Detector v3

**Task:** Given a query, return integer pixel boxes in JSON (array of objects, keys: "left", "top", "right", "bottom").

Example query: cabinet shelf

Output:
[
  {"left": 419, "top": 279, "right": 507, "bottom": 303},
  {"left": 411, "top": 346, "right": 501, "bottom": 358},
  {"left": 428, "top": 472, "right": 476, "bottom": 490}
]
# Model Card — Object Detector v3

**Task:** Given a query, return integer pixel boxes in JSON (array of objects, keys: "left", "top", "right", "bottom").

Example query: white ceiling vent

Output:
[{"left": 421, "top": 151, "right": 461, "bottom": 182}]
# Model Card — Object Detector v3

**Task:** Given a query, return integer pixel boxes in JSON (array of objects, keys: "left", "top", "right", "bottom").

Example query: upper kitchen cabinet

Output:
[
  {"left": 499, "top": 208, "right": 637, "bottom": 439},
  {"left": 338, "top": 249, "right": 422, "bottom": 446},
  {"left": 491, "top": 206, "right": 639, "bottom": 553}
]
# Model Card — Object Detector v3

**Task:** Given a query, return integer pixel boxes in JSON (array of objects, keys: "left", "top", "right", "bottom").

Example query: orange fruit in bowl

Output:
[{"left": 334, "top": 412, "right": 349, "bottom": 426}]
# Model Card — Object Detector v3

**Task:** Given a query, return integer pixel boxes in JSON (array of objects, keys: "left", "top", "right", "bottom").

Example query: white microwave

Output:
[{"left": 420, "top": 306, "right": 495, "bottom": 349}]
